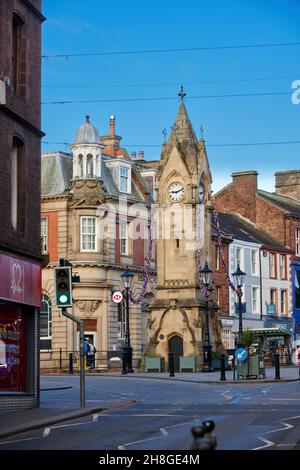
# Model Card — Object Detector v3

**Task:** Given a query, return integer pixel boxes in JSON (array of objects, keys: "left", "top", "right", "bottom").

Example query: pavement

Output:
[{"left": 0, "top": 366, "right": 299, "bottom": 443}]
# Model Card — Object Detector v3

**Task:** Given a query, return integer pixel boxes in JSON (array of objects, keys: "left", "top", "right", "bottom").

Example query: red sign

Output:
[
  {"left": 0, "top": 253, "right": 41, "bottom": 307},
  {"left": 112, "top": 291, "right": 123, "bottom": 304}
]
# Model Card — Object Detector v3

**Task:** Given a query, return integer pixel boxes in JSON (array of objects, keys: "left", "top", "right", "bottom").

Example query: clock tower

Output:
[{"left": 146, "top": 98, "right": 223, "bottom": 370}]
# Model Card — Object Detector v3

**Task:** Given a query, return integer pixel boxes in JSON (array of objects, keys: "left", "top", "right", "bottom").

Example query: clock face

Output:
[{"left": 168, "top": 182, "right": 185, "bottom": 202}]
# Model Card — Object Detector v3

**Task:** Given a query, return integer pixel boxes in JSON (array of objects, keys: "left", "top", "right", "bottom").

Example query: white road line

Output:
[
  {"left": 269, "top": 398, "right": 300, "bottom": 401},
  {"left": 160, "top": 427, "right": 169, "bottom": 436},
  {"left": 0, "top": 436, "right": 41, "bottom": 446},
  {"left": 119, "top": 435, "right": 164, "bottom": 449},
  {"left": 43, "top": 427, "right": 51, "bottom": 437},
  {"left": 253, "top": 437, "right": 275, "bottom": 450}
]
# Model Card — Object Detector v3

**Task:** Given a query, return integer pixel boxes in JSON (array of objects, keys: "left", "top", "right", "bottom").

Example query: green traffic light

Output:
[{"left": 59, "top": 294, "right": 68, "bottom": 304}]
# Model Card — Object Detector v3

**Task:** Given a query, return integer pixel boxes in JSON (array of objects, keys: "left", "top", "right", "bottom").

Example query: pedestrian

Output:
[
  {"left": 84, "top": 337, "right": 90, "bottom": 369},
  {"left": 88, "top": 340, "right": 97, "bottom": 369}
]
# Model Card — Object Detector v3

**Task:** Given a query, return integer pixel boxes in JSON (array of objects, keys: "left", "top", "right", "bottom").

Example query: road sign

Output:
[
  {"left": 112, "top": 291, "right": 123, "bottom": 304},
  {"left": 235, "top": 348, "right": 248, "bottom": 362}
]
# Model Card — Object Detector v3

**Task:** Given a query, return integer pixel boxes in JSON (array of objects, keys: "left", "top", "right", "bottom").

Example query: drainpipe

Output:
[{"left": 259, "top": 248, "right": 263, "bottom": 322}]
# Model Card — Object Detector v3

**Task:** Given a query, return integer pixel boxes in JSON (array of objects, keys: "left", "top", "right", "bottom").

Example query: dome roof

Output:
[{"left": 73, "top": 116, "right": 100, "bottom": 145}]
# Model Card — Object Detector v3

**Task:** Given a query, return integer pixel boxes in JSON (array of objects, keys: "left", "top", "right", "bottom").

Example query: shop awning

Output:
[{"left": 249, "top": 328, "right": 291, "bottom": 337}]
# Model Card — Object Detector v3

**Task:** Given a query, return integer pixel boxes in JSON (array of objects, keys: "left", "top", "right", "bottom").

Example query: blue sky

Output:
[{"left": 42, "top": 0, "right": 300, "bottom": 193}]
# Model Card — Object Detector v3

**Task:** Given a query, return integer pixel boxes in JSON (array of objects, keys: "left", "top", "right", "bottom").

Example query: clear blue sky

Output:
[{"left": 42, "top": 0, "right": 300, "bottom": 193}]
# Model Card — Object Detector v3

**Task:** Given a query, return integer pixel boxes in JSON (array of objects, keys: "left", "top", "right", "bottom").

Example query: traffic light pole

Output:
[{"left": 61, "top": 308, "right": 85, "bottom": 408}]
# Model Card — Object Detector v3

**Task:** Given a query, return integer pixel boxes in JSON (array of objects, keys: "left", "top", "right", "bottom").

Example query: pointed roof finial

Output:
[
  {"left": 200, "top": 125, "right": 204, "bottom": 139},
  {"left": 162, "top": 128, "right": 167, "bottom": 142},
  {"left": 85, "top": 115, "right": 90, "bottom": 123},
  {"left": 178, "top": 85, "right": 186, "bottom": 102}
]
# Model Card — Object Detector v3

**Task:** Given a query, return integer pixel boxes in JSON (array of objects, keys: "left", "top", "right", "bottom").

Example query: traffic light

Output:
[{"left": 54, "top": 266, "right": 72, "bottom": 308}]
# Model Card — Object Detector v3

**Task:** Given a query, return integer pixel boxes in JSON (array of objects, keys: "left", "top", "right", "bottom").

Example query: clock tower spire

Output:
[{"left": 146, "top": 95, "right": 223, "bottom": 371}]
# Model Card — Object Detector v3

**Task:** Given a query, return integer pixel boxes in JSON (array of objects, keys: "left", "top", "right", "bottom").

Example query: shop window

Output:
[
  {"left": 40, "top": 295, "right": 52, "bottom": 350},
  {"left": 0, "top": 304, "right": 26, "bottom": 392}
]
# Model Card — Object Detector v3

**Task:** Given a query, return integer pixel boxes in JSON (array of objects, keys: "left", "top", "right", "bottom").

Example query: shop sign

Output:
[{"left": 0, "top": 254, "right": 41, "bottom": 307}]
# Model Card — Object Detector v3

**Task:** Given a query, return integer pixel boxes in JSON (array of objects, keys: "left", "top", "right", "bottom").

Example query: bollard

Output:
[
  {"left": 220, "top": 353, "right": 226, "bottom": 381},
  {"left": 121, "top": 351, "right": 127, "bottom": 375},
  {"left": 232, "top": 356, "right": 236, "bottom": 381},
  {"left": 168, "top": 352, "right": 175, "bottom": 377},
  {"left": 275, "top": 353, "right": 280, "bottom": 380},
  {"left": 190, "top": 420, "right": 217, "bottom": 450},
  {"left": 69, "top": 352, "right": 73, "bottom": 374}
]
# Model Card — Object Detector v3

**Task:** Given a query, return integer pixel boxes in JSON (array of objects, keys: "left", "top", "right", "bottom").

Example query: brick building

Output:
[
  {"left": 0, "top": 0, "right": 45, "bottom": 411},
  {"left": 214, "top": 170, "right": 300, "bottom": 340},
  {"left": 40, "top": 116, "right": 156, "bottom": 371}
]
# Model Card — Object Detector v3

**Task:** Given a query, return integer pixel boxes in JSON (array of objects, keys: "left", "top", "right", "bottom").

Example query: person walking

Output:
[
  {"left": 83, "top": 337, "right": 90, "bottom": 369},
  {"left": 88, "top": 339, "right": 97, "bottom": 369}
]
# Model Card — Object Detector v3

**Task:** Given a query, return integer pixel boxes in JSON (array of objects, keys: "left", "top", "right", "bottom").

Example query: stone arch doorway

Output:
[{"left": 168, "top": 335, "right": 183, "bottom": 372}]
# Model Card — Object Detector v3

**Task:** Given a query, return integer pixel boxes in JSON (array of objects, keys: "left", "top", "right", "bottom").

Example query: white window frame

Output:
[
  {"left": 120, "top": 219, "right": 128, "bottom": 256},
  {"left": 280, "top": 289, "right": 288, "bottom": 315},
  {"left": 120, "top": 166, "right": 130, "bottom": 193},
  {"left": 296, "top": 229, "right": 300, "bottom": 256},
  {"left": 80, "top": 216, "right": 97, "bottom": 252},
  {"left": 269, "top": 253, "right": 277, "bottom": 279},
  {"left": 251, "top": 249, "right": 259, "bottom": 276},
  {"left": 41, "top": 217, "right": 48, "bottom": 254},
  {"left": 252, "top": 286, "right": 260, "bottom": 314},
  {"left": 270, "top": 288, "right": 278, "bottom": 314},
  {"left": 235, "top": 246, "right": 244, "bottom": 270},
  {"left": 215, "top": 245, "right": 220, "bottom": 271},
  {"left": 279, "top": 254, "right": 286, "bottom": 280},
  {"left": 40, "top": 294, "right": 52, "bottom": 350}
]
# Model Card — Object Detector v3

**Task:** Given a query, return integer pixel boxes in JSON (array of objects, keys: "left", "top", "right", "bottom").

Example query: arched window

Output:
[
  {"left": 11, "top": 136, "right": 24, "bottom": 231},
  {"left": 40, "top": 295, "right": 52, "bottom": 350},
  {"left": 86, "top": 154, "right": 93, "bottom": 177},
  {"left": 78, "top": 155, "right": 84, "bottom": 177},
  {"left": 12, "top": 13, "right": 26, "bottom": 97}
]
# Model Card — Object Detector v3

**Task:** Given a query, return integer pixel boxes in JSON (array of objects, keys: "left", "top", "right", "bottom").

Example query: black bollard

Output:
[
  {"left": 169, "top": 352, "right": 175, "bottom": 377},
  {"left": 190, "top": 421, "right": 217, "bottom": 450},
  {"left": 121, "top": 351, "right": 127, "bottom": 375},
  {"left": 220, "top": 353, "right": 226, "bottom": 381},
  {"left": 275, "top": 353, "right": 280, "bottom": 380},
  {"left": 69, "top": 352, "right": 73, "bottom": 374}
]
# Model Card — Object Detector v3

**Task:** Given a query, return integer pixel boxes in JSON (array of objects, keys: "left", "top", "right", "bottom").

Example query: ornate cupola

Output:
[{"left": 71, "top": 115, "right": 104, "bottom": 179}]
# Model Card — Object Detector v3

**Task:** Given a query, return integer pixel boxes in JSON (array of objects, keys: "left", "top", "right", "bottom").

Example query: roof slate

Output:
[
  {"left": 258, "top": 189, "right": 300, "bottom": 218},
  {"left": 217, "top": 213, "right": 286, "bottom": 249}
]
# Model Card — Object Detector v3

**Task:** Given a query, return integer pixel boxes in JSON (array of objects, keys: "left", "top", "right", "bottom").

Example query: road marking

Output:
[
  {"left": 43, "top": 427, "right": 51, "bottom": 437},
  {"left": 160, "top": 427, "right": 169, "bottom": 436},
  {"left": 269, "top": 398, "right": 300, "bottom": 401},
  {"left": 253, "top": 437, "right": 274, "bottom": 450},
  {"left": 0, "top": 436, "right": 41, "bottom": 446},
  {"left": 118, "top": 435, "right": 164, "bottom": 449}
]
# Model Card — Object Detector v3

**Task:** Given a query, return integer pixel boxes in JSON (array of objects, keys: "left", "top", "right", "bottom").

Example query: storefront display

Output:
[{"left": 0, "top": 304, "right": 27, "bottom": 392}]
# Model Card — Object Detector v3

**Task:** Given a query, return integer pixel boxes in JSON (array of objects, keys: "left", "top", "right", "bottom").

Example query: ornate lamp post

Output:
[
  {"left": 232, "top": 264, "right": 246, "bottom": 347},
  {"left": 200, "top": 262, "right": 214, "bottom": 372},
  {"left": 121, "top": 267, "right": 134, "bottom": 373}
]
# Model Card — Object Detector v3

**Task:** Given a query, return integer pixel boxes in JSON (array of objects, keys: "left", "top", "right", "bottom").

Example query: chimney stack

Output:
[
  {"left": 138, "top": 150, "right": 144, "bottom": 160},
  {"left": 131, "top": 152, "right": 136, "bottom": 160},
  {"left": 109, "top": 115, "right": 115, "bottom": 136}
]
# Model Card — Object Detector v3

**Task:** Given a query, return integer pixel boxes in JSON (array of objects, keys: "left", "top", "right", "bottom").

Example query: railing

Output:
[{"left": 40, "top": 349, "right": 123, "bottom": 372}]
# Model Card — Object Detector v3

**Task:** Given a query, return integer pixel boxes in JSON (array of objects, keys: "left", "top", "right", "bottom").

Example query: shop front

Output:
[{"left": 0, "top": 252, "right": 41, "bottom": 412}]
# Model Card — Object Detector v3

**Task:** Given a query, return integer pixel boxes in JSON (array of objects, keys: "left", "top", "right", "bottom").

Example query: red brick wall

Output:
[
  {"left": 214, "top": 172, "right": 257, "bottom": 223},
  {"left": 133, "top": 237, "right": 145, "bottom": 267},
  {"left": 0, "top": 0, "right": 42, "bottom": 261},
  {"left": 42, "top": 211, "right": 58, "bottom": 262},
  {"left": 255, "top": 196, "right": 286, "bottom": 245},
  {"left": 212, "top": 238, "right": 230, "bottom": 316}
]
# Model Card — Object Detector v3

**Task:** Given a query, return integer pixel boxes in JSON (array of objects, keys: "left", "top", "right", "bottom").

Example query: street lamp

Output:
[
  {"left": 200, "top": 262, "right": 214, "bottom": 372},
  {"left": 121, "top": 267, "right": 134, "bottom": 374},
  {"left": 232, "top": 264, "right": 246, "bottom": 346}
]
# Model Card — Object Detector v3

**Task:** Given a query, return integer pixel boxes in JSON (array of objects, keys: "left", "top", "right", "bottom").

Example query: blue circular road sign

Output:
[{"left": 235, "top": 348, "right": 248, "bottom": 362}]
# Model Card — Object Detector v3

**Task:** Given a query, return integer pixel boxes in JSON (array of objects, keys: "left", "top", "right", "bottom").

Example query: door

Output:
[{"left": 168, "top": 335, "right": 183, "bottom": 372}]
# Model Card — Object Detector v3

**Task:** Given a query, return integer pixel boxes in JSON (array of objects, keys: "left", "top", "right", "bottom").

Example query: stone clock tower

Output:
[{"left": 146, "top": 99, "right": 223, "bottom": 370}]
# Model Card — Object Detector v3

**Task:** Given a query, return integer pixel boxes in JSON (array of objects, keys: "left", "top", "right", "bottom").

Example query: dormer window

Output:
[{"left": 120, "top": 166, "right": 129, "bottom": 193}]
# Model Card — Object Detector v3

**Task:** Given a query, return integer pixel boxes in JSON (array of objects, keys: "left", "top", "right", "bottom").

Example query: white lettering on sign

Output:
[
  {"left": 11, "top": 263, "right": 23, "bottom": 296},
  {"left": 112, "top": 291, "right": 123, "bottom": 304}
]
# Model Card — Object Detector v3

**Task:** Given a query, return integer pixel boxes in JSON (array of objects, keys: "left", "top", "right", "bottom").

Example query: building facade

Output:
[
  {"left": 0, "top": 0, "right": 44, "bottom": 412},
  {"left": 41, "top": 116, "right": 156, "bottom": 371}
]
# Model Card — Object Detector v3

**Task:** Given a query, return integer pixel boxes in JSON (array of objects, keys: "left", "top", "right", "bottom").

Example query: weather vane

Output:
[
  {"left": 178, "top": 85, "right": 186, "bottom": 102},
  {"left": 162, "top": 128, "right": 167, "bottom": 142}
]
